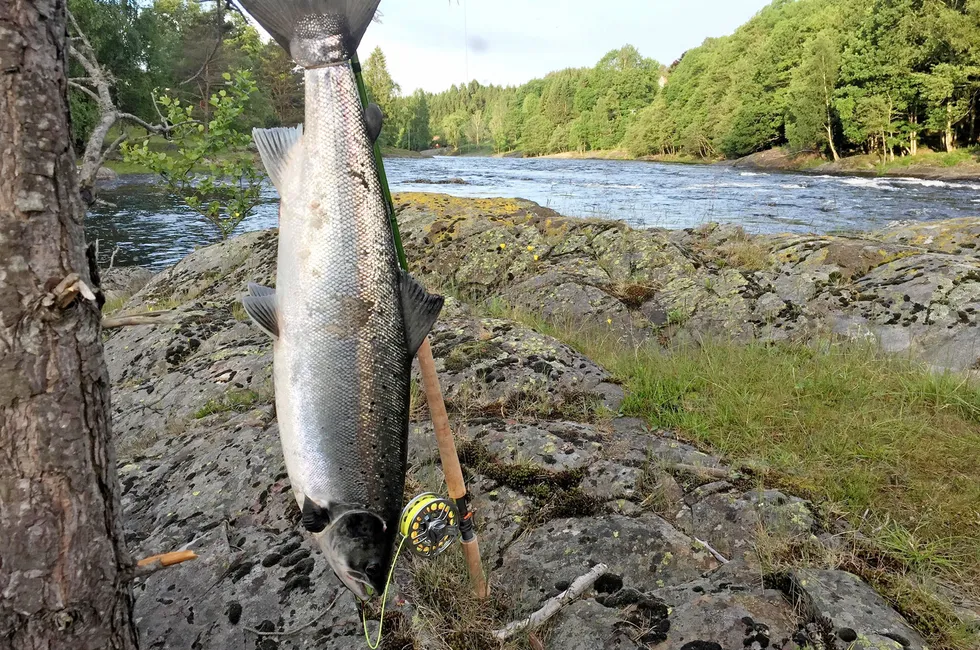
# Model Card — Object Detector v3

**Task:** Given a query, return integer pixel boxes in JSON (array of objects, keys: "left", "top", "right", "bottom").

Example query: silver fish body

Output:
[{"left": 238, "top": 0, "right": 443, "bottom": 601}]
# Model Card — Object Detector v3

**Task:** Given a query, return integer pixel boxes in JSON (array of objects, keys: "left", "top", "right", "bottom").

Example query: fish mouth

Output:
[{"left": 340, "top": 571, "right": 376, "bottom": 601}]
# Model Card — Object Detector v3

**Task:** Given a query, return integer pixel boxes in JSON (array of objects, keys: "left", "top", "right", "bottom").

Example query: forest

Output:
[{"left": 69, "top": 0, "right": 980, "bottom": 164}]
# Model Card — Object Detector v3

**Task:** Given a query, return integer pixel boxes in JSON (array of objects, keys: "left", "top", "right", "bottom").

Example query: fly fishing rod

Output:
[{"left": 351, "top": 52, "right": 489, "bottom": 600}]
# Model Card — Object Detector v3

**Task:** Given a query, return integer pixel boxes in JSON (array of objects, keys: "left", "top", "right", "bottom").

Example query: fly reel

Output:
[{"left": 399, "top": 493, "right": 460, "bottom": 558}]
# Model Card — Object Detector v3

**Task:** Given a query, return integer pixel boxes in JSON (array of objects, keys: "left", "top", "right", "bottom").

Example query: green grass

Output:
[
  {"left": 878, "top": 148, "right": 979, "bottom": 171},
  {"left": 193, "top": 388, "right": 262, "bottom": 419},
  {"left": 479, "top": 300, "right": 980, "bottom": 649},
  {"left": 615, "top": 341, "right": 980, "bottom": 546}
]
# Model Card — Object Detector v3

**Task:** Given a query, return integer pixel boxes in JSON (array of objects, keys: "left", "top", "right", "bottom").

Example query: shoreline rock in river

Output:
[
  {"left": 103, "top": 194, "right": 975, "bottom": 649},
  {"left": 394, "top": 192, "right": 980, "bottom": 374}
]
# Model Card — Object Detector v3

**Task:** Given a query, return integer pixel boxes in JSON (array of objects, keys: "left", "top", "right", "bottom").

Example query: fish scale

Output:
[{"left": 238, "top": 0, "right": 444, "bottom": 602}]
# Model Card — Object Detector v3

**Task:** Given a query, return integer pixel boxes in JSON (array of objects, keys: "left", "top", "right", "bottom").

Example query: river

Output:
[{"left": 86, "top": 156, "right": 980, "bottom": 270}]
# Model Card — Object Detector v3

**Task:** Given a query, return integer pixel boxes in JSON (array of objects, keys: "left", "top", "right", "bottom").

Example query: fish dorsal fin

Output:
[
  {"left": 399, "top": 270, "right": 444, "bottom": 357},
  {"left": 365, "top": 103, "right": 383, "bottom": 144},
  {"left": 242, "top": 292, "right": 279, "bottom": 339},
  {"left": 252, "top": 125, "right": 303, "bottom": 193}
]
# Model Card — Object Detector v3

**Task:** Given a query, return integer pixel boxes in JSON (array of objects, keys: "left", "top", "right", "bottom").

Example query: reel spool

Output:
[{"left": 399, "top": 493, "right": 460, "bottom": 558}]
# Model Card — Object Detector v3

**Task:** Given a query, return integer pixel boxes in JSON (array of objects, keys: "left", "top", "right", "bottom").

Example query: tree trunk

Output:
[
  {"left": 77, "top": 110, "right": 118, "bottom": 204},
  {"left": 825, "top": 121, "right": 839, "bottom": 161},
  {"left": 0, "top": 0, "right": 139, "bottom": 648},
  {"left": 946, "top": 103, "right": 956, "bottom": 152}
]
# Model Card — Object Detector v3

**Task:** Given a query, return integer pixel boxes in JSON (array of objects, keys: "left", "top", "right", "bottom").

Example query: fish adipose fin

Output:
[
  {"left": 253, "top": 125, "right": 303, "bottom": 194},
  {"left": 237, "top": 0, "right": 381, "bottom": 61},
  {"left": 242, "top": 292, "right": 279, "bottom": 339},
  {"left": 365, "top": 103, "right": 383, "bottom": 144},
  {"left": 399, "top": 270, "right": 444, "bottom": 357}
]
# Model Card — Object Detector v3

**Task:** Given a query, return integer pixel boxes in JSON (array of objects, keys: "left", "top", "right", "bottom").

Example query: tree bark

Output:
[{"left": 0, "top": 0, "right": 139, "bottom": 648}]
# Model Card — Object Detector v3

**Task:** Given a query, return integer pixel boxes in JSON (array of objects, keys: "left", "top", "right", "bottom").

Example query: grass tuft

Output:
[{"left": 193, "top": 388, "right": 263, "bottom": 419}]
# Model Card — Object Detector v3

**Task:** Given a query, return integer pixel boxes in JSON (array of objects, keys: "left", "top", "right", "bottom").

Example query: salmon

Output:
[{"left": 238, "top": 0, "right": 443, "bottom": 601}]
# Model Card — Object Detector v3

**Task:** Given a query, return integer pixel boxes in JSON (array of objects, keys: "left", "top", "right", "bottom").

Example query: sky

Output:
[{"left": 241, "top": 0, "right": 774, "bottom": 95}]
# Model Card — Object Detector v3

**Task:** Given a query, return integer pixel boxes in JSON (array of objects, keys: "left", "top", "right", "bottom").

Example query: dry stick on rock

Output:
[
  {"left": 102, "top": 310, "right": 175, "bottom": 329},
  {"left": 493, "top": 563, "right": 609, "bottom": 641},
  {"left": 128, "top": 550, "right": 199, "bottom": 580},
  {"left": 694, "top": 537, "right": 730, "bottom": 564},
  {"left": 669, "top": 463, "right": 733, "bottom": 481}
]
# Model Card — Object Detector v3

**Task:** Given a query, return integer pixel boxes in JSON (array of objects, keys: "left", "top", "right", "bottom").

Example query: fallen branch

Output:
[
  {"left": 694, "top": 537, "right": 730, "bottom": 564},
  {"left": 493, "top": 563, "right": 608, "bottom": 641},
  {"left": 669, "top": 463, "right": 733, "bottom": 480},
  {"left": 245, "top": 592, "right": 342, "bottom": 637},
  {"left": 102, "top": 310, "right": 174, "bottom": 329},
  {"left": 129, "top": 550, "right": 198, "bottom": 580}
]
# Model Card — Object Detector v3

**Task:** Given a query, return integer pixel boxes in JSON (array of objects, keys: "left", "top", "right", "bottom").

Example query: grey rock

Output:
[
  {"left": 676, "top": 489, "right": 815, "bottom": 561},
  {"left": 583, "top": 461, "right": 643, "bottom": 500},
  {"left": 545, "top": 599, "right": 635, "bottom": 650},
  {"left": 663, "top": 590, "right": 804, "bottom": 650},
  {"left": 790, "top": 569, "right": 928, "bottom": 650},
  {"left": 96, "top": 165, "right": 118, "bottom": 180},
  {"left": 473, "top": 420, "right": 604, "bottom": 471},
  {"left": 100, "top": 266, "right": 154, "bottom": 302},
  {"left": 498, "top": 514, "right": 719, "bottom": 614}
]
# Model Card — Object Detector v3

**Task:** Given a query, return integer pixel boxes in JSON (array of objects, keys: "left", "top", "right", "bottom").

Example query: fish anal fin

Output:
[
  {"left": 252, "top": 125, "right": 303, "bottom": 193},
  {"left": 242, "top": 293, "right": 279, "bottom": 339},
  {"left": 399, "top": 270, "right": 444, "bottom": 357}
]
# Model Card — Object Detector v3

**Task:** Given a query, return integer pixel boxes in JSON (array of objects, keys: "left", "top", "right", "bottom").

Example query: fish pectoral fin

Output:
[
  {"left": 365, "top": 103, "right": 384, "bottom": 144},
  {"left": 302, "top": 496, "right": 330, "bottom": 533},
  {"left": 242, "top": 293, "right": 279, "bottom": 338},
  {"left": 399, "top": 270, "right": 445, "bottom": 357},
  {"left": 247, "top": 281, "right": 275, "bottom": 297},
  {"left": 252, "top": 125, "right": 303, "bottom": 194}
]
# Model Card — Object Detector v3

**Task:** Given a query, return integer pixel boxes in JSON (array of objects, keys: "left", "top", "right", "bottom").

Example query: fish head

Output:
[{"left": 313, "top": 509, "right": 391, "bottom": 601}]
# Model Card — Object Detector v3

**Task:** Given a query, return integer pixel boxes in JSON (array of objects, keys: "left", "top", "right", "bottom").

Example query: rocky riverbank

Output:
[
  {"left": 103, "top": 194, "right": 979, "bottom": 649},
  {"left": 728, "top": 147, "right": 980, "bottom": 182},
  {"left": 535, "top": 147, "right": 980, "bottom": 182},
  {"left": 394, "top": 193, "right": 980, "bottom": 374}
]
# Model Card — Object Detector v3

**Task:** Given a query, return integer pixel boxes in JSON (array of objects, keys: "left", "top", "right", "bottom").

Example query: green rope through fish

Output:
[
  {"left": 351, "top": 53, "right": 409, "bottom": 270},
  {"left": 362, "top": 534, "right": 408, "bottom": 649}
]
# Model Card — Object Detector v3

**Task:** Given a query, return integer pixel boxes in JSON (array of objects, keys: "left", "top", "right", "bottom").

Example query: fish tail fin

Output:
[{"left": 238, "top": 0, "right": 380, "bottom": 61}]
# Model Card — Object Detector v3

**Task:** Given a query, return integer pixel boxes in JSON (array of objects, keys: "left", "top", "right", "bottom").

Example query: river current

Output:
[{"left": 86, "top": 156, "right": 980, "bottom": 270}]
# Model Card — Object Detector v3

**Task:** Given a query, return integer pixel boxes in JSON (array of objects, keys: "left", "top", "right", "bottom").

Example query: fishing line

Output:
[{"left": 362, "top": 534, "right": 408, "bottom": 650}]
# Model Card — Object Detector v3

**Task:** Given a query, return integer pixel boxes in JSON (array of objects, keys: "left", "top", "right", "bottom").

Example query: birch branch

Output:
[
  {"left": 67, "top": 80, "right": 101, "bottom": 103},
  {"left": 493, "top": 563, "right": 608, "bottom": 641}
]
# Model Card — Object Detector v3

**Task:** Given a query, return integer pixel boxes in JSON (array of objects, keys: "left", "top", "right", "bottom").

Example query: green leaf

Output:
[{"left": 222, "top": 72, "right": 231, "bottom": 81}]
